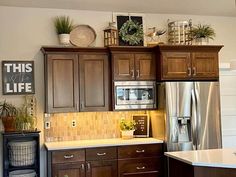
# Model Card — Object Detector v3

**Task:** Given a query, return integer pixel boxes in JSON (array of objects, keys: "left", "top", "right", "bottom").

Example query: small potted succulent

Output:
[
  {"left": 15, "top": 105, "right": 35, "bottom": 131},
  {"left": 54, "top": 16, "right": 74, "bottom": 45},
  {"left": 191, "top": 24, "right": 216, "bottom": 45},
  {"left": 0, "top": 100, "right": 17, "bottom": 132},
  {"left": 120, "top": 119, "right": 136, "bottom": 139}
]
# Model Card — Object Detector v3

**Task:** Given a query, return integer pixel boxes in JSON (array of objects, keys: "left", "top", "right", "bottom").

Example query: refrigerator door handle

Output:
[
  {"left": 191, "top": 89, "right": 197, "bottom": 150},
  {"left": 194, "top": 84, "right": 201, "bottom": 149}
]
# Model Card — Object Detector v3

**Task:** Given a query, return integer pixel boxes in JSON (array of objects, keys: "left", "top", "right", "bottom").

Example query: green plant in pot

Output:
[
  {"left": 0, "top": 100, "right": 17, "bottom": 132},
  {"left": 54, "top": 15, "right": 74, "bottom": 45},
  {"left": 120, "top": 119, "right": 136, "bottom": 139},
  {"left": 191, "top": 24, "right": 216, "bottom": 45},
  {"left": 15, "top": 105, "right": 34, "bottom": 131}
]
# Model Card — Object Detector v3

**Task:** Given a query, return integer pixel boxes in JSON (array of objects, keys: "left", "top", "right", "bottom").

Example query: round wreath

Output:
[{"left": 119, "top": 20, "right": 143, "bottom": 45}]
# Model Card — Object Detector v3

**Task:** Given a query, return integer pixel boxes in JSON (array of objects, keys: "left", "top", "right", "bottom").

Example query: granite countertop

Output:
[
  {"left": 165, "top": 148, "right": 236, "bottom": 169},
  {"left": 45, "top": 138, "right": 163, "bottom": 151}
]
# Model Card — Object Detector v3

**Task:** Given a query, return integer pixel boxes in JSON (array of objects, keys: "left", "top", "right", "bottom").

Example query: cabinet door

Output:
[
  {"left": 87, "top": 160, "right": 117, "bottom": 177},
  {"left": 79, "top": 54, "right": 110, "bottom": 111},
  {"left": 162, "top": 52, "right": 191, "bottom": 80},
  {"left": 46, "top": 54, "right": 79, "bottom": 113},
  {"left": 52, "top": 163, "right": 85, "bottom": 177},
  {"left": 135, "top": 53, "right": 156, "bottom": 80},
  {"left": 192, "top": 52, "right": 219, "bottom": 80},
  {"left": 113, "top": 54, "right": 135, "bottom": 80}
]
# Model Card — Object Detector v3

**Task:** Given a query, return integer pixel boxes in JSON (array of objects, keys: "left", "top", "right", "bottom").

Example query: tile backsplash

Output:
[{"left": 44, "top": 110, "right": 164, "bottom": 142}]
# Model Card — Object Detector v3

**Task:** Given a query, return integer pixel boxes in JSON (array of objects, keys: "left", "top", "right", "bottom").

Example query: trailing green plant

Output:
[
  {"left": 191, "top": 24, "right": 216, "bottom": 40},
  {"left": 54, "top": 16, "right": 74, "bottom": 34},
  {"left": 15, "top": 105, "right": 34, "bottom": 131},
  {"left": 0, "top": 100, "right": 17, "bottom": 118},
  {"left": 120, "top": 119, "right": 136, "bottom": 131}
]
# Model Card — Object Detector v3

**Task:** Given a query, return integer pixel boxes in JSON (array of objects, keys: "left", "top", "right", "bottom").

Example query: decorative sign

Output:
[
  {"left": 2, "top": 61, "right": 35, "bottom": 95},
  {"left": 132, "top": 114, "right": 149, "bottom": 137}
]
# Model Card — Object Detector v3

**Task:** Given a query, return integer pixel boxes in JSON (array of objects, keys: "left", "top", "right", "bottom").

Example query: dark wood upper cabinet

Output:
[
  {"left": 45, "top": 54, "right": 79, "bottom": 113},
  {"left": 157, "top": 45, "right": 223, "bottom": 81},
  {"left": 42, "top": 47, "right": 110, "bottom": 113},
  {"left": 79, "top": 54, "right": 110, "bottom": 111},
  {"left": 110, "top": 46, "right": 156, "bottom": 81}
]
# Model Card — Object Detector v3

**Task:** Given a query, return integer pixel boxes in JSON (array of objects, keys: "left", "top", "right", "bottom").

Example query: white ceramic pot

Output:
[
  {"left": 194, "top": 37, "right": 209, "bottom": 45},
  {"left": 121, "top": 130, "right": 135, "bottom": 139},
  {"left": 58, "top": 34, "right": 70, "bottom": 45}
]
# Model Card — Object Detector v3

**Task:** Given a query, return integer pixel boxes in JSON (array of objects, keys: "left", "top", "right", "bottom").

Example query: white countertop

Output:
[
  {"left": 165, "top": 148, "right": 236, "bottom": 169},
  {"left": 45, "top": 138, "right": 163, "bottom": 151}
]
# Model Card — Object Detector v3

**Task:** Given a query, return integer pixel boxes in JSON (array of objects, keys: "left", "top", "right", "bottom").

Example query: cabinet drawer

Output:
[
  {"left": 118, "top": 157, "right": 162, "bottom": 174},
  {"left": 86, "top": 147, "right": 117, "bottom": 160},
  {"left": 118, "top": 144, "right": 163, "bottom": 159},
  {"left": 52, "top": 149, "right": 85, "bottom": 164}
]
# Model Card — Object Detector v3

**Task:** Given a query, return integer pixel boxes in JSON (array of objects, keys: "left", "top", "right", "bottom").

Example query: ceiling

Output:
[{"left": 0, "top": 0, "right": 236, "bottom": 17}]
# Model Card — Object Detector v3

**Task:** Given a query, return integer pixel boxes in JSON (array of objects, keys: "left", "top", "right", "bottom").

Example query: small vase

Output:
[
  {"left": 2, "top": 116, "right": 16, "bottom": 132},
  {"left": 194, "top": 37, "right": 209, "bottom": 45},
  {"left": 121, "top": 130, "right": 135, "bottom": 139},
  {"left": 58, "top": 34, "right": 70, "bottom": 45}
]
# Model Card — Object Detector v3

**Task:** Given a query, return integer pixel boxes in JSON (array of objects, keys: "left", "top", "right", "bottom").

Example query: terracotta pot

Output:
[
  {"left": 121, "top": 130, "right": 135, "bottom": 139},
  {"left": 2, "top": 116, "right": 16, "bottom": 132}
]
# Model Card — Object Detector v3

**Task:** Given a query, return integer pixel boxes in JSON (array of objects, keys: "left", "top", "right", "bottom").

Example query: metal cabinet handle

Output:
[
  {"left": 136, "top": 149, "right": 145, "bottom": 153},
  {"left": 97, "top": 152, "right": 106, "bottom": 156},
  {"left": 136, "top": 166, "right": 146, "bottom": 170},
  {"left": 87, "top": 162, "right": 91, "bottom": 172},
  {"left": 188, "top": 67, "right": 192, "bottom": 76},
  {"left": 81, "top": 163, "right": 85, "bottom": 171},
  {"left": 64, "top": 154, "right": 74, "bottom": 159},
  {"left": 136, "top": 70, "right": 140, "bottom": 78},
  {"left": 193, "top": 67, "right": 196, "bottom": 76},
  {"left": 131, "top": 69, "right": 135, "bottom": 78},
  {"left": 80, "top": 101, "right": 84, "bottom": 109}
]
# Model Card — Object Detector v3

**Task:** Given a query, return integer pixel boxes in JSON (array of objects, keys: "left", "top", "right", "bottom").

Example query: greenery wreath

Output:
[{"left": 119, "top": 19, "right": 143, "bottom": 45}]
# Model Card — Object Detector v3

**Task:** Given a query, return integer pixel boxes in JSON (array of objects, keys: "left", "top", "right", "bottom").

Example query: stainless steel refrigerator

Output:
[{"left": 158, "top": 82, "right": 222, "bottom": 151}]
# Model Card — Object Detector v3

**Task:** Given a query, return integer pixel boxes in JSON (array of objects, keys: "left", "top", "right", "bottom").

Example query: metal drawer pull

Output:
[
  {"left": 64, "top": 154, "right": 74, "bottom": 159},
  {"left": 97, "top": 152, "right": 106, "bottom": 156},
  {"left": 136, "top": 149, "right": 145, "bottom": 153},
  {"left": 136, "top": 166, "right": 146, "bottom": 170}
]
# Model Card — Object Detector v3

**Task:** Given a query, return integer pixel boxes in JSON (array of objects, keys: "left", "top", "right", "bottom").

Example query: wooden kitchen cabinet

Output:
[
  {"left": 45, "top": 53, "right": 79, "bottom": 113},
  {"left": 118, "top": 144, "right": 164, "bottom": 177},
  {"left": 157, "top": 45, "right": 223, "bottom": 81},
  {"left": 110, "top": 47, "right": 156, "bottom": 81},
  {"left": 52, "top": 162, "right": 85, "bottom": 177},
  {"left": 79, "top": 54, "right": 110, "bottom": 112},
  {"left": 41, "top": 47, "right": 110, "bottom": 113}
]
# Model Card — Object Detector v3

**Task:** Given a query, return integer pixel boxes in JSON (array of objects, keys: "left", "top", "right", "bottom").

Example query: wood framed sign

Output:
[
  {"left": 132, "top": 114, "right": 149, "bottom": 137},
  {"left": 2, "top": 61, "right": 35, "bottom": 95}
]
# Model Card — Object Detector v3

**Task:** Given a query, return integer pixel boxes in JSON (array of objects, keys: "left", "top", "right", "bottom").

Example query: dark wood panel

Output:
[
  {"left": 113, "top": 54, "right": 135, "bottom": 80},
  {"left": 87, "top": 160, "right": 117, "bottom": 177},
  {"left": 79, "top": 54, "right": 110, "bottom": 111},
  {"left": 162, "top": 52, "right": 191, "bottom": 80},
  {"left": 52, "top": 149, "right": 85, "bottom": 164},
  {"left": 86, "top": 147, "right": 117, "bottom": 161},
  {"left": 118, "top": 144, "right": 163, "bottom": 159},
  {"left": 52, "top": 162, "right": 85, "bottom": 177},
  {"left": 46, "top": 54, "right": 79, "bottom": 113},
  {"left": 118, "top": 157, "right": 162, "bottom": 176},
  {"left": 192, "top": 52, "right": 219, "bottom": 80},
  {"left": 168, "top": 158, "right": 194, "bottom": 177},
  {"left": 135, "top": 53, "right": 156, "bottom": 80},
  {"left": 194, "top": 166, "right": 236, "bottom": 177}
]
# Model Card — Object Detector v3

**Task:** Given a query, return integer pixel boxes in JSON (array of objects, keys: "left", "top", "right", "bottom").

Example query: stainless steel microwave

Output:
[{"left": 114, "top": 81, "right": 157, "bottom": 110}]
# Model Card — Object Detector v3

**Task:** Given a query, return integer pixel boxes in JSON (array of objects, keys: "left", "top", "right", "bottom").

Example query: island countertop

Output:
[
  {"left": 165, "top": 148, "right": 236, "bottom": 169},
  {"left": 45, "top": 138, "right": 163, "bottom": 151}
]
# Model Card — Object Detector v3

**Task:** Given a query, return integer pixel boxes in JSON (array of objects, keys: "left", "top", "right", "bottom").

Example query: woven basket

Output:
[{"left": 9, "top": 169, "right": 36, "bottom": 177}]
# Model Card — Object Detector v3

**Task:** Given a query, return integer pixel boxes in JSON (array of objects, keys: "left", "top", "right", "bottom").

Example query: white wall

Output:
[{"left": 0, "top": 5, "right": 236, "bottom": 177}]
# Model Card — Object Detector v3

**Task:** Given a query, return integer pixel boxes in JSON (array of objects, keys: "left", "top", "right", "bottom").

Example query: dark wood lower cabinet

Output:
[
  {"left": 88, "top": 160, "right": 117, "bottom": 177},
  {"left": 52, "top": 162, "right": 85, "bottom": 177}
]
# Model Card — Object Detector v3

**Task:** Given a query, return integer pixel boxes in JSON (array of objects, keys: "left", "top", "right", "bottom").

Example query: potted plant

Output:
[
  {"left": 15, "top": 105, "right": 35, "bottom": 131},
  {"left": 54, "top": 16, "right": 74, "bottom": 45},
  {"left": 120, "top": 119, "right": 136, "bottom": 139},
  {"left": 0, "top": 100, "right": 17, "bottom": 132},
  {"left": 190, "top": 24, "right": 216, "bottom": 45}
]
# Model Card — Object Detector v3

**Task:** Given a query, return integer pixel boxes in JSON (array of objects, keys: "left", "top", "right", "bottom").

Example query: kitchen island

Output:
[{"left": 165, "top": 149, "right": 236, "bottom": 177}]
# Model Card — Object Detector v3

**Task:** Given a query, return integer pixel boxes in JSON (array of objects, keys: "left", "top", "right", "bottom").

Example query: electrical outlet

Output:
[
  {"left": 45, "top": 121, "right": 51, "bottom": 129},
  {"left": 72, "top": 120, "right": 76, "bottom": 127}
]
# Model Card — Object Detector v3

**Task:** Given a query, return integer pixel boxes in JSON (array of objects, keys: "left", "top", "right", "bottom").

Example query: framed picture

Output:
[
  {"left": 132, "top": 114, "right": 150, "bottom": 137},
  {"left": 2, "top": 60, "right": 35, "bottom": 95},
  {"left": 113, "top": 13, "right": 146, "bottom": 46}
]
